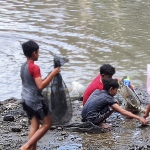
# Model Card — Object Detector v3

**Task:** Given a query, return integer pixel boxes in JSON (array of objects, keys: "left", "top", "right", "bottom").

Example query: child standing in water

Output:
[
  {"left": 82, "top": 78, "right": 147, "bottom": 128},
  {"left": 20, "top": 40, "right": 60, "bottom": 150}
]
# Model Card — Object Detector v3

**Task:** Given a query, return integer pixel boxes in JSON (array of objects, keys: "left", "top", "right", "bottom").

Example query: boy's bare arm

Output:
[
  {"left": 35, "top": 67, "right": 60, "bottom": 90},
  {"left": 143, "top": 103, "right": 150, "bottom": 118},
  {"left": 112, "top": 103, "right": 147, "bottom": 124}
]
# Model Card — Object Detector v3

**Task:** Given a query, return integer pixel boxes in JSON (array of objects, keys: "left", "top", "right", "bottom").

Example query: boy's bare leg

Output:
[
  {"left": 99, "top": 123, "right": 111, "bottom": 129},
  {"left": 20, "top": 114, "right": 52, "bottom": 150},
  {"left": 98, "top": 110, "right": 114, "bottom": 129},
  {"left": 29, "top": 117, "right": 39, "bottom": 150}
]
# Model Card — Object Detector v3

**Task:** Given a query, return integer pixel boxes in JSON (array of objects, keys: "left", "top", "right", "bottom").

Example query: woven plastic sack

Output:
[
  {"left": 69, "top": 81, "right": 86, "bottom": 99},
  {"left": 43, "top": 55, "right": 72, "bottom": 125}
]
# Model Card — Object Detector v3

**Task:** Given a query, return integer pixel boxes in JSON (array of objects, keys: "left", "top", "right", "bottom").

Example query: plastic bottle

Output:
[{"left": 123, "top": 76, "right": 130, "bottom": 87}]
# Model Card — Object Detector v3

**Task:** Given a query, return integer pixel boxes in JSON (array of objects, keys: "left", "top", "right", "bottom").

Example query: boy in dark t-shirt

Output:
[
  {"left": 82, "top": 78, "right": 147, "bottom": 129},
  {"left": 20, "top": 40, "right": 60, "bottom": 150}
]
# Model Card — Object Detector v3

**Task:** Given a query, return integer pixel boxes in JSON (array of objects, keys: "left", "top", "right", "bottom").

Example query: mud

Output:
[{"left": 0, "top": 86, "right": 150, "bottom": 150}]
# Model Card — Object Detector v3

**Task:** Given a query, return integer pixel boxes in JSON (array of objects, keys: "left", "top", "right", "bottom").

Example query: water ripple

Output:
[{"left": 0, "top": 0, "right": 150, "bottom": 100}]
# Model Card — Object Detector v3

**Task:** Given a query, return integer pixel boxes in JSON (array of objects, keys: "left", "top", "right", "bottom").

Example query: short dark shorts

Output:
[
  {"left": 82, "top": 107, "right": 114, "bottom": 125},
  {"left": 22, "top": 101, "right": 49, "bottom": 120},
  {"left": 91, "top": 110, "right": 114, "bottom": 125}
]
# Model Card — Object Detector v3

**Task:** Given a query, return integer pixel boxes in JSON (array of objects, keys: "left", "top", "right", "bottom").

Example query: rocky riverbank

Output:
[
  {"left": 0, "top": 98, "right": 29, "bottom": 149},
  {"left": 0, "top": 86, "right": 150, "bottom": 150},
  {"left": 0, "top": 97, "right": 84, "bottom": 150}
]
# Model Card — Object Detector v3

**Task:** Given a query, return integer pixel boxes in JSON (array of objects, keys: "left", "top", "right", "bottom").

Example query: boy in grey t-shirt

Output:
[
  {"left": 20, "top": 40, "right": 60, "bottom": 150},
  {"left": 81, "top": 78, "right": 147, "bottom": 129}
]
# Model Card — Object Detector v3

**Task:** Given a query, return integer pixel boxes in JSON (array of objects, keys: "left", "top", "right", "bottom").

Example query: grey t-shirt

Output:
[
  {"left": 81, "top": 89, "right": 117, "bottom": 121},
  {"left": 20, "top": 62, "right": 44, "bottom": 111}
]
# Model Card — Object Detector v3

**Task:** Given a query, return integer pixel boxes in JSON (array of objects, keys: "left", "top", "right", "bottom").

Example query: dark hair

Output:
[
  {"left": 22, "top": 40, "right": 39, "bottom": 57},
  {"left": 103, "top": 78, "right": 119, "bottom": 92},
  {"left": 100, "top": 64, "right": 115, "bottom": 76}
]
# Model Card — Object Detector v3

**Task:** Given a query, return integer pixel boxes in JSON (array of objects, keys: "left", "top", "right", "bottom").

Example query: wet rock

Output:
[
  {"left": 76, "top": 137, "right": 82, "bottom": 141},
  {"left": 57, "top": 127, "right": 62, "bottom": 130},
  {"left": 50, "top": 125, "right": 57, "bottom": 130},
  {"left": 129, "top": 145, "right": 150, "bottom": 150},
  {"left": 3, "top": 115, "right": 14, "bottom": 121},
  {"left": 60, "top": 132, "right": 67, "bottom": 136},
  {"left": 21, "top": 132, "right": 28, "bottom": 136},
  {"left": 11, "top": 127, "right": 21, "bottom": 132},
  {"left": 20, "top": 118, "right": 28, "bottom": 124},
  {"left": 3, "top": 143, "right": 10, "bottom": 147},
  {"left": 70, "top": 135, "right": 75, "bottom": 140},
  {"left": 57, "top": 137, "right": 64, "bottom": 141}
]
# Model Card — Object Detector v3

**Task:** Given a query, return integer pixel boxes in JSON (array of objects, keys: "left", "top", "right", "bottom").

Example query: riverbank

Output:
[
  {"left": 0, "top": 97, "right": 84, "bottom": 150},
  {"left": 0, "top": 90, "right": 150, "bottom": 150}
]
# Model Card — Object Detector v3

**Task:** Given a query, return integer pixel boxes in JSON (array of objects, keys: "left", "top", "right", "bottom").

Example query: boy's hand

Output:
[
  {"left": 143, "top": 114, "right": 149, "bottom": 119},
  {"left": 115, "top": 78, "right": 121, "bottom": 83},
  {"left": 52, "top": 67, "right": 60, "bottom": 76},
  {"left": 139, "top": 117, "right": 148, "bottom": 125}
]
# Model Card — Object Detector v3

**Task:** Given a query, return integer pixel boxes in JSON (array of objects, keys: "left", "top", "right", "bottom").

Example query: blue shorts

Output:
[{"left": 22, "top": 101, "right": 49, "bottom": 120}]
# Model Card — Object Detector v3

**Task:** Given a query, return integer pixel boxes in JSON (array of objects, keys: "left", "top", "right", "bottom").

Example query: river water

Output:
[
  {"left": 1, "top": 1, "right": 150, "bottom": 150},
  {"left": 0, "top": 0, "right": 150, "bottom": 100}
]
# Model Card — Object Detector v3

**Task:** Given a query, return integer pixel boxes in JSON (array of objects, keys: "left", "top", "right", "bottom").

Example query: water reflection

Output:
[{"left": 0, "top": 0, "right": 150, "bottom": 100}]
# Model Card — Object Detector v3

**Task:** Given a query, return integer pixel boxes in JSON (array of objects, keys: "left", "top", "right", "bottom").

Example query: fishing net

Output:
[
  {"left": 119, "top": 79, "right": 141, "bottom": 113},
  {"left": 43, "top": 55, "right": 72, "bottom": 125}
]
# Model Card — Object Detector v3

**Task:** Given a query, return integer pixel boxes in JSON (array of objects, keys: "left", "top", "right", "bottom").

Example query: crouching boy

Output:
[{"left": 81, "top": 78, "right": 147, "bottom": 129}]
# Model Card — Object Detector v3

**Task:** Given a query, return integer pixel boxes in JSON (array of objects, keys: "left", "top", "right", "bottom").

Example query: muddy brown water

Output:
[{"left": 0, "top": 0, "right": 150, "bottom": 149}]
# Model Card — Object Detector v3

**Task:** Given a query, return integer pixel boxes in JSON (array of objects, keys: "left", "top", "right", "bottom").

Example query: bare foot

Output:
[
  {"left": 20, "top": 145, "right": 29, "bottom": 150},
  {"left": 99, "top": 123, "right": 111, "bottom": 129}
]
